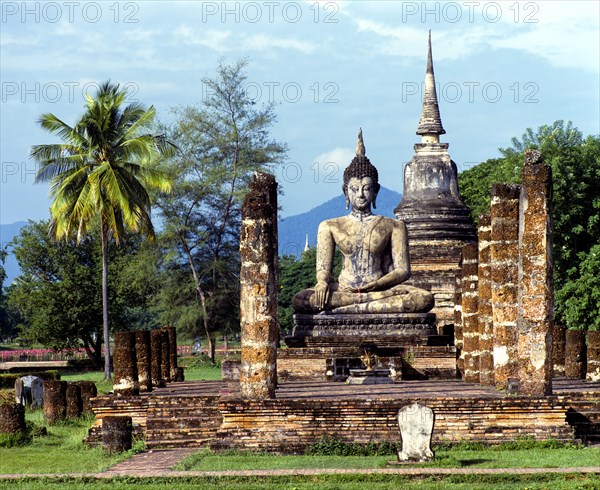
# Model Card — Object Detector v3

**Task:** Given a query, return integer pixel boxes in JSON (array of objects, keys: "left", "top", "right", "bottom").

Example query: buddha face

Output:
[{"left": 346, "top": 177, "right": 376, "bottom": 212}]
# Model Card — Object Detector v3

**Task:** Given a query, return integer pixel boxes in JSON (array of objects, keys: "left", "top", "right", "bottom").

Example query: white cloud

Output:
[
  {"left": 173, "top": 26, "right": 231, "bottom": 52},
  {"left": 243, "top": 34, "right": 316, "bottom": 54},
  {"left": 312, "top": 147, "right": 355, "bottom": 169}
]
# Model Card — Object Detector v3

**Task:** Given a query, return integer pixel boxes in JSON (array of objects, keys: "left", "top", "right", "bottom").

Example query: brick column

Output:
[
  {"left": 461, "top": 243, "right": 479, "bottom": 383},
  {"left": 454, "top": 268, "right": 463, "bottom": 378},
  {"left": 517, "top": 156, "right": 553, "bottom": 395},
  {"left": 240, "top": 172, "right": 279, "bottom": 399},
  {"left": 586, "top": 331, "right": 600, "bottom": 382},
  {"left": 113, "top": 331, "right": 139, "bottom": 396},
  {"left": 552, "top": 324, "right": 566, "bottom": 377},
  {"left": 565, "top": 330, "right": 586, "bottom": 378},
  {"left": 490, "top": 184, "right": 520, "bottom": 390},
  {"left": 477, "top": 214, "right": 494, "bottom": 386},
  {"left": 135, "top": 330, "right": 152, "bottom": 392}
]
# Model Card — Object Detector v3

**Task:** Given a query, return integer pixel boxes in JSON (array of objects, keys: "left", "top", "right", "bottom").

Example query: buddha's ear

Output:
[
  {"left": 372, "top": 188, "right": 379, "bottom": 209},
  {"left": 345, "top": 196, "right": 350, "bottom": 209}
]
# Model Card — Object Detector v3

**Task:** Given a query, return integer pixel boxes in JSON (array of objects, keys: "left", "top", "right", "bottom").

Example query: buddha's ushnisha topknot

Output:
[{"left": 343, "top": 128, "right": 380, "bottom": 196}]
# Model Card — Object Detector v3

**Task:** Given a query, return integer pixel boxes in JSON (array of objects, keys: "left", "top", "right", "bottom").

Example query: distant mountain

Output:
[
  {"left": 0, "top": 221, "right": 27, "bottom": 286},
  {"left": 278, "top": 187, "right": 402, "bottom": 257}
]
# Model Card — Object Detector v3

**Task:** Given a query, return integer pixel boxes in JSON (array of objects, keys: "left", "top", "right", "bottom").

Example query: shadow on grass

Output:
[{"left": 458, "top": 458, "right": 491, "bottom": 467}]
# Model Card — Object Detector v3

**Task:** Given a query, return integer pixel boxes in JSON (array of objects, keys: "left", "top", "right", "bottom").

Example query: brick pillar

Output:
[
  {"left": 461, "top": 243, "right": 479, "bottom": 383},
  {"left": 150, "top": 329, "right": 164, "bottom": 388},
  {"left": 477, "top": 214, "right": 494, "bottom": 386},
  {"left": 585, "top": 331, "right": 600, "bottom": 382},
  {"left": 166, "top": 327, "right": 178, "bottom": 381},
  {"left": 454, "top": 267, "right": 463, "bottom": 378},
  {"left": 552, "top": 324, "right": 566, "bottom": 377},
  {"left": 517, "top": 157, "right": 553, "bottom": 395},
  {"left": 113, "top": 331, "right": 139, "bottom": 396},
  {"left": 490, "top": 183, "right": 520, "bottom": 390},
  {"left": 135, "top": 330, "right": 152, "bottom": 392},
  {"left": 565, "top": 330, "right": 586, "bottom": 379},
  {"left": 240, "top": 172, "right": 279, "bottom": 400},
  {"left": 160, "top": 329, "right": 171, "bottom": 383}
]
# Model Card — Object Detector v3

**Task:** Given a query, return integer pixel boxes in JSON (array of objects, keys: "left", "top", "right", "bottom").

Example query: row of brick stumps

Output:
[
  {"left": 42, "top": 380, "right": 96, "bottom": 424},
  {"left": 113, "top": 327, "right": 180, "bottom": 395},
  {"left": 477, "top": 214, "right": 494, "bottom": 386},
  {"left": 461, "top": 243, "right": 479, "bottom": 383},
  {"left": 240, "top": 172, "right": 279, "bottom": 400}
]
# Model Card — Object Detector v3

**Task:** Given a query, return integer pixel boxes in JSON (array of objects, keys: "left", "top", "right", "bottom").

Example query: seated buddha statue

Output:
[{"left": 293, "top": 129, "right": 434, "bottom": 315}]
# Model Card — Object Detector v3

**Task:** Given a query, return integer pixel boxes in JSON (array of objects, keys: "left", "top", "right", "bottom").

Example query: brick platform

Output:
[{"left": 86, "top": 379, "right": 600, "bottom": 451}]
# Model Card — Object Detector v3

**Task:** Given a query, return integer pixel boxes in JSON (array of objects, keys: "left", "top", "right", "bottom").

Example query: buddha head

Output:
[{"left": 342, "top": 128, "right": 380, "bottom": 210}]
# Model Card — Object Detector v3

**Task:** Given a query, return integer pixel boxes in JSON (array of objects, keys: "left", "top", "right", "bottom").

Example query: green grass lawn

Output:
[
  {"left": 0, "top": 411, "right": 141, "bottom": 475},
  {"left": 176, "top": 446, "right": 600, "bottom": 471},
  {"left": 0, "top": 474, "right": 598, "bottom": 490}
]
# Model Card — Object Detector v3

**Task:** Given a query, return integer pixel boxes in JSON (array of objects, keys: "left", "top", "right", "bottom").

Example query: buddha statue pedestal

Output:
[{"left": 285, "top": 313, "right": 437, "bottom": 348}]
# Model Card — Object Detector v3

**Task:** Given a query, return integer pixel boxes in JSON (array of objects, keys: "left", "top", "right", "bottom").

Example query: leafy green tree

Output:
[
  {"left": 278, "top": 248, "right": 342, "bottom": 336},
  {"left": 556, "top": 245, "right": 600, "bottom": 331},
  {"left": 0, "top": 248, "right": 14, "bottom": 341},
  {"left": 7, "top": 221, "right": 159, "bottom": 363},
  {"left": 30, "top": 81, "right": 175, "bottom": 379},
  {"left": 155, "top": 59, "right": 287, "bottom": 360},
  {"left": 459, "top": 120, "right": 600, "bottom": 326}
]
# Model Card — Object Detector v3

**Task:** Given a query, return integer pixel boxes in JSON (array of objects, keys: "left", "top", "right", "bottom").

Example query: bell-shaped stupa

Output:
[{"left": 394, "top": 32, "right": 476, "bottom": 328}]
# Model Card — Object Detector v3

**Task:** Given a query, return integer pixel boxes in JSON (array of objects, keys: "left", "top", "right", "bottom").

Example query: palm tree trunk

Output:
[{"left": 101, "top": 219, "right": 111, "bottom": 380}]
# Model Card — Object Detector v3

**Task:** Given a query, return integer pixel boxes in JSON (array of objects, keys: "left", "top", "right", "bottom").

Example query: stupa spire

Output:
[
  {"left": 416, "top": 30, "right": 445, "bottom": 141},
  {"left": 355, "top": 127, "right": 366, "bottom": 156}
]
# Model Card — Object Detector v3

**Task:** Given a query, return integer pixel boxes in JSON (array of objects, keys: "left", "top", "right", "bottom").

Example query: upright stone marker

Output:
[
  {"left": 461, "top": 243, "right": 479, "bottom": 383},
  {"left": 397, "top": 403, "right": 435, "bottom": 462},
  {"left": 491, "top": 183, "right": 520, "bottom": 390},
  {"left": 240, "top": 172, "right": 279, "bottom": 400},
  {"left": 477, "top": 214, "right": 494, "bottom": 386},
  {"left": 517, "top": 151, "right": 553, "bottom": 395}
]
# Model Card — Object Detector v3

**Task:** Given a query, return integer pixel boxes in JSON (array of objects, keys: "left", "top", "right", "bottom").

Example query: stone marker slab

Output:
[{"left": 397, "top": 402, "right": 435, "bottom": 462}]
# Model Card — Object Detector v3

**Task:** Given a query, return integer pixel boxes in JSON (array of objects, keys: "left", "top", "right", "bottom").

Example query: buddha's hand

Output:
[
  {"left": 314, "top": 281, "right": 330, "bottom": 310},
  {"left": 351, "top": 280, "right": 379, "bottom": 293}
]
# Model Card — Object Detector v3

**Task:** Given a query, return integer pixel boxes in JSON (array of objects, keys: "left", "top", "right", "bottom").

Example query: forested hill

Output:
[{"left": 278, "top": 186, "right": 402, "bottom": 257}]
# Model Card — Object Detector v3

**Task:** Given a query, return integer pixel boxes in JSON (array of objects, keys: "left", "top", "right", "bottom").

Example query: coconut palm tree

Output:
[{"left": 31, "top": 81, "right": 175, "bottom": 380}]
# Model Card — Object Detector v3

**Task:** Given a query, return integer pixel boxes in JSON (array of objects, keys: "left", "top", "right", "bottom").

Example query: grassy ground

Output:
[
  {"left": 59, "top": 356, "right": 222, "bottom": 391},
  {"left": 0, "top": 474, "right": 598, "bottom": 489},
  {"left": 176, "top": 445, "right": 600, "bottom": 471},
  {"left": 0, "top": 411, "right": 142, "bottom": 475}
]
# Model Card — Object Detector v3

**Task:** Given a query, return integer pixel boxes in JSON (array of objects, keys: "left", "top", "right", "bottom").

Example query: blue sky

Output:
[{"left": 1, "top": 0, "right": 599, "bottom": 231}]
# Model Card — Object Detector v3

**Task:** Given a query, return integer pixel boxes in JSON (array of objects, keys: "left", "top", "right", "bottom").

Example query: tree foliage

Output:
[
  {"left": 458, "top": 120, "right": 600, "bottom": 328},
  {"left": 154, "top": 59, "right": 287, "bottom": 359},
  {"left": 6, "top": 221, "right": 158, "bottom": 363},
  {"left": 278, "top": 248, "right": 342, "bottom": 335},
  {"left": 556, "top": 245, "right": 600, "bottom": 331},
  {"left": 30, "top": 81, "right": 174, "bottom": 378}
]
